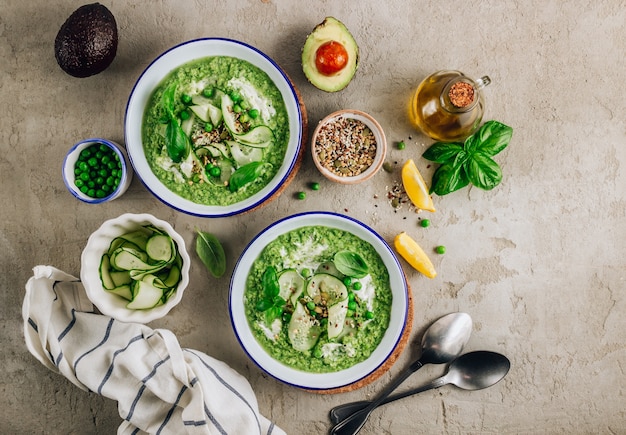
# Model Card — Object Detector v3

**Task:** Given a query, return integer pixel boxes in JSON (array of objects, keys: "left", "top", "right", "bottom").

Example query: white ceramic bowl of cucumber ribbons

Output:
[
  {"left": 229, "top": 212, "right": 409, "bottom": 391},
  {"left": 124, "top": 38, "right": 304, "bottom": 217},
  {"left": 81, "top": 213, "right": 191, "bottom": 323}
]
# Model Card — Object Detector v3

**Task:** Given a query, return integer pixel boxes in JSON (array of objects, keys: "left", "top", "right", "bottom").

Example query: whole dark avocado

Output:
[{"left": 54, "top": 3, "right": 118, "bottom": 78}]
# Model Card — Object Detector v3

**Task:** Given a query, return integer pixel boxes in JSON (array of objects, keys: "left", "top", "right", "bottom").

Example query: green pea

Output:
[
  {"left": 310, "top": 182, "right": 320, "bottom": 191},
  {"left": 248, "top": 108, "right": 259, "bottom": 119},
  {"left": 202, "top": 87, "right": 214, "bottom": 98},
  {"left": 343, "top": 277, "right": 352, "bottom": 287},
  {"left": 306, "top": 301, "right": 316, "bottom": 311},
  {"left": 313, "top": 348, "right": 323, "bottom": 358},
  {"left": 80, "top": 186, "right": 88, "bottom": 194},
  {"left": 209, "top": 166, "right": 221, "bottom": 177},
  {"left": 435, "top": 245, "right": 446, "bottom": 254},
  {"left": 346, "top": 309, "right": 355, "bottom": 318},
  {"left": 301, "top": 268, "right": 311, "bottom": 278},
  {"left": 348, "top": 292, "right": 355, "bottom": 301},
  {"left": 240, "top": 100, "right": 250, "bottom": 110},
  {"left": 230, "top": 92, "right": 242, "bottom": 102},
  {"left": 96, "top": 189, "right": 106, "bottom": 198},
  {"left": 233, "top": 104, "right": 242, "bottom": 113},
  {"left": 320, "top": 318, "right": 328, "bottom": 328},
  {"left": 181, "top": 93, "right": 192, "bottom": 104},
  {"left": 180, "top": 110, "right": 190, "bottom": 120},
  {"left": 80, "top": 172, "right": 89, "bottom": 181},
  {"left": 88, "top": 157, "right": 98, "bottom": 167},
  {"left": 297, "top": 191, "right": 306, "bottom": 200},
  {"left": 204, "top": 123, "right": 213, "bottom": 132},
  {"left": 192, "top": 173, "right": 200, "bottom": 183},
  {"left": 348, "top": 301, "right": 357, "bottom": 311},
  {"left": 420, "top": 219, "right": 430, "bottom": 228},
  {"left": 365, "top": 311, "right": 374, "bottom": 320},
  {"left": 74, "top": 179, "right": 84, "bottom": 188},
  {"left": 239, "top": 113, "right": 249, "bottom": 123},
  {"left": 352, "top": 281, "right": 362, "bottom": 291},
  {"left": 397, "top": 141, "right": 406, "bottom": 150}
]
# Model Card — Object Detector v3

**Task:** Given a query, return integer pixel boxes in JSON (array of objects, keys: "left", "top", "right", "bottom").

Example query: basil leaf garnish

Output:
[
  {"left": 166, "top": 119, "right": 190, "bottom": 163},
  {"left": 256, "top": 266, "right": 285, "bottom": 324},
  {"left": 431, "top": 163, "right": 470, "bottom": 195},
  {"left": 334, "top": 251, "right": 369, "bottom": 278},
  {"left": 195, "top": 230, "right": 226, "bottom": 278},
  {"left": 229, "top": 161, "right": 268, "bottom": 192},
  {"left": 466, "top": 152, "right": 502, "bottom": 190},
  {"left": 472, "top": 120, "right": 513, "bottom": 156},
  {"left": 262, "top": 266, "right": 280, "bottom": 299},
  {"left": 422, "top": 120, "right": 513, "bottom": 195},
  {"left": 422, "top": 142, "right": 464, "bottom": 164}
]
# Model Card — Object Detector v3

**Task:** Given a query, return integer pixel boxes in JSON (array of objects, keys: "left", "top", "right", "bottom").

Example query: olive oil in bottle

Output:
[{"left": 408, "top": 70, "right": 490, "bottom": 142}]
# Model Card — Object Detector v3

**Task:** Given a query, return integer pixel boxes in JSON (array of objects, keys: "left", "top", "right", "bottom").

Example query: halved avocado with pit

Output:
[{"left": 302, "top": 17, "right": 359, "bottom": 93}]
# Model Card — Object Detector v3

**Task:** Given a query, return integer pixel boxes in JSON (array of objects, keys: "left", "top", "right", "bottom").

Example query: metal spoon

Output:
[
  {"left": 330, "top": 350, "right": 511, "bottom": 424},
  {"left": 329, "top": 312, "right": 472, "bottom": 435}
]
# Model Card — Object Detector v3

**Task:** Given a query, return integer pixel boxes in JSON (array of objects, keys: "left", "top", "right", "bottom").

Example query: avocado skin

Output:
[{"left": 54, "top": 3, "right": 118, "bottom": 78}]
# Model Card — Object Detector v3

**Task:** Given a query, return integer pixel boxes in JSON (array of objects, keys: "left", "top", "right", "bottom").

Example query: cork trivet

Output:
[
  {"left": 308, "top": 278, "right": 414, "bottom": 394},
  {"left": 244, "top": 73, "right": 308, "bottom": 214}
]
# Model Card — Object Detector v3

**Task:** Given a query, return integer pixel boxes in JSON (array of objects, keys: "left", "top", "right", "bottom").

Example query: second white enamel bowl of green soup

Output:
[
  {"left": 125, "top": 38, "right": 303, "bottom": 217},
  {"left": 229, "top": 212, "right": 409, "bottom": 391}
]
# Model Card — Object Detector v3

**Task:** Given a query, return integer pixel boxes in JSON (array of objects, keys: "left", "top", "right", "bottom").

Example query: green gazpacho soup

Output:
[
  {"left": 245, "top": 226, "right": 393, "bottom": 372},
  {"left": 142, "top": 56, "right": 290, "bottom": 205}
]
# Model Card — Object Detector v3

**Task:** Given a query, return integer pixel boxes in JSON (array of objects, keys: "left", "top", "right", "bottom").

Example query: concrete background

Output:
[{"left": 2, "top": 0, "right": 625, "bottom": 433}]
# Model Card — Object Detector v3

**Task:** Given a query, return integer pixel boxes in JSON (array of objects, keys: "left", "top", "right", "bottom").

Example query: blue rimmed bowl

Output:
[
  {"left": 62, "top": 138, "right": 133, "bottom": 204},
  {"left": 229, "top": 212, "right": 409, "bottom": 391},
  {"left": 124, "top": 38, "right": 304, "bottom": 217}
]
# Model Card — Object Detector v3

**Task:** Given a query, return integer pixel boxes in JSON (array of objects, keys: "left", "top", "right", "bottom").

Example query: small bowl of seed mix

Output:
[
  {"left": 311, "top": 109, "right": 386, "bottom": 184},
  {"left": 62, "top": 138, "right": 133, "bottom": 204}
]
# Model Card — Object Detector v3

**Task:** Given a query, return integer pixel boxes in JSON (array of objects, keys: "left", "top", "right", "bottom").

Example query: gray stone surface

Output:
[{"left": 2, "top": 1, "right": 625, "bottom": 433}]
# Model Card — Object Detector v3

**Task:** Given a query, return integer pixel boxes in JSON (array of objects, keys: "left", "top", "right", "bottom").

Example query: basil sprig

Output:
[
  {"left": 423, "top": 120, "right": 513, "bottom": 195},
  {"left": 255, "top": 266, "right": 286, "bottom": 324},
  {"left": 160, "top": 83, "right": 190, "bottom": 163}
]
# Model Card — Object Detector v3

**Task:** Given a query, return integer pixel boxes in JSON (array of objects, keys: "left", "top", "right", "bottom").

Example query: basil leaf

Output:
[
  {"left": 262, "top": 266, "right": 280, "bottom": 299},
  {"left": 161, "top": 83, "right": 177, "bottom": 120},
  {"left": 256, "top": 299, "right": 272, "bottom": 312},
  {"left": 334, "top": 251, "right": 369, "bottom": 278},
  {"left": 229, "top": 161, "right": 266, "bottom": 192},
  {"left": 430, "top": 163, "right": 469, "bottom": 196},
  {"left": 422, "top": 142, "right": 464, "bottom": 164},
  {"left": 471, "top": 120, "right": 513, "bottom": 156},
  {"left": 265, "top": 305, "right": 283, "bottom": 324},
  {"left": 466, "top": 152, "right": 502, "bottom": 190},
  {"left": 196, "top": 230, "right": 226, "bottom": 278},
  {"left": 166, "top": 119, "right": 190, "bottom": 163}
]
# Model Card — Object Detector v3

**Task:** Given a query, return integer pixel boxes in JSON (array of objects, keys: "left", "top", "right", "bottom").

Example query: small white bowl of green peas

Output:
[{"left": 62, "top": 138, "right": 133, "bottom": 203}]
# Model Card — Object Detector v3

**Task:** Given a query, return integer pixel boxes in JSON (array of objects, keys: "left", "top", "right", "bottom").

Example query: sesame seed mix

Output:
[{"left": 315, "top": 117, "right": 377, "bottom": 177}]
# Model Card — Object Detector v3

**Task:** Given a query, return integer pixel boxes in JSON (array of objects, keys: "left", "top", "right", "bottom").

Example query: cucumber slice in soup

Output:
[
  {"left": 306, "top": 273, "right": 348, "bottom": 305},
  {"left": 146, "top": 234, "right": 174, "bottom": 262},
  {"left": 228, "top": 141, "right": 264, "bottom": 167},
  {"left": 234, "top": 125, "right": 273, "bottom": 148},
  {"left": 277, "top": 269, "right": 305, "bottom": 303},
  {"left": 127, "top": 280, "right": 164, "bottom": 310},
  {"left": 221, "top": 94, "right": 244, "bottom": 135},
  {"left": 327, "top": 299, "right": 349, "bottom": 339},
  {"left": 288, "top": 301, "right": 321, "bottom": 352},
  {"left": 315, "top": 261, "right": 345, "bottom": 279}
]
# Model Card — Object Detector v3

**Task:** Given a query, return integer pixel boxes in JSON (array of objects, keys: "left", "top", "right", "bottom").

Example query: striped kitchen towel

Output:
[{"left": 23, "top": 265, "right": 285, "bottom": 435}]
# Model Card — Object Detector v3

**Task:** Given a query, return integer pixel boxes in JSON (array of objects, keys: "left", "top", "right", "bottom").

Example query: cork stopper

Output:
[{"left": 448, "top": 82, "right": 475, "bottom": 108}]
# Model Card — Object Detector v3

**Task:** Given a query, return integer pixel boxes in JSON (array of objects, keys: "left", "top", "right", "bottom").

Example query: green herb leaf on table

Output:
[
  {"left": 195, "top": 230, "right": 226, "bottom": 278},
  {"left": 423, "top": 120, "right": 513, "bottom": 195},
  {"left": 334, "top": 251, "right": 369, "bottom": 278}
]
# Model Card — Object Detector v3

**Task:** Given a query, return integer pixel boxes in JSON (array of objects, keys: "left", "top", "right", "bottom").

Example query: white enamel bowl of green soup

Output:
[
  {"left": 229, "top": 212, "right": 409, "bottom": 391},
  {"left": 125, "top": 38, "right": 303, "bottom": 217}
]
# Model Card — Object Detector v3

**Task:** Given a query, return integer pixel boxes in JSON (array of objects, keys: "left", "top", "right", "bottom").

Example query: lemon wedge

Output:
[
  {"left": 394, "top": 232, "right": 437, "bottom": 278},
  {"left": 401, "top": 159, "right": 435, "bottom": 212}
]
